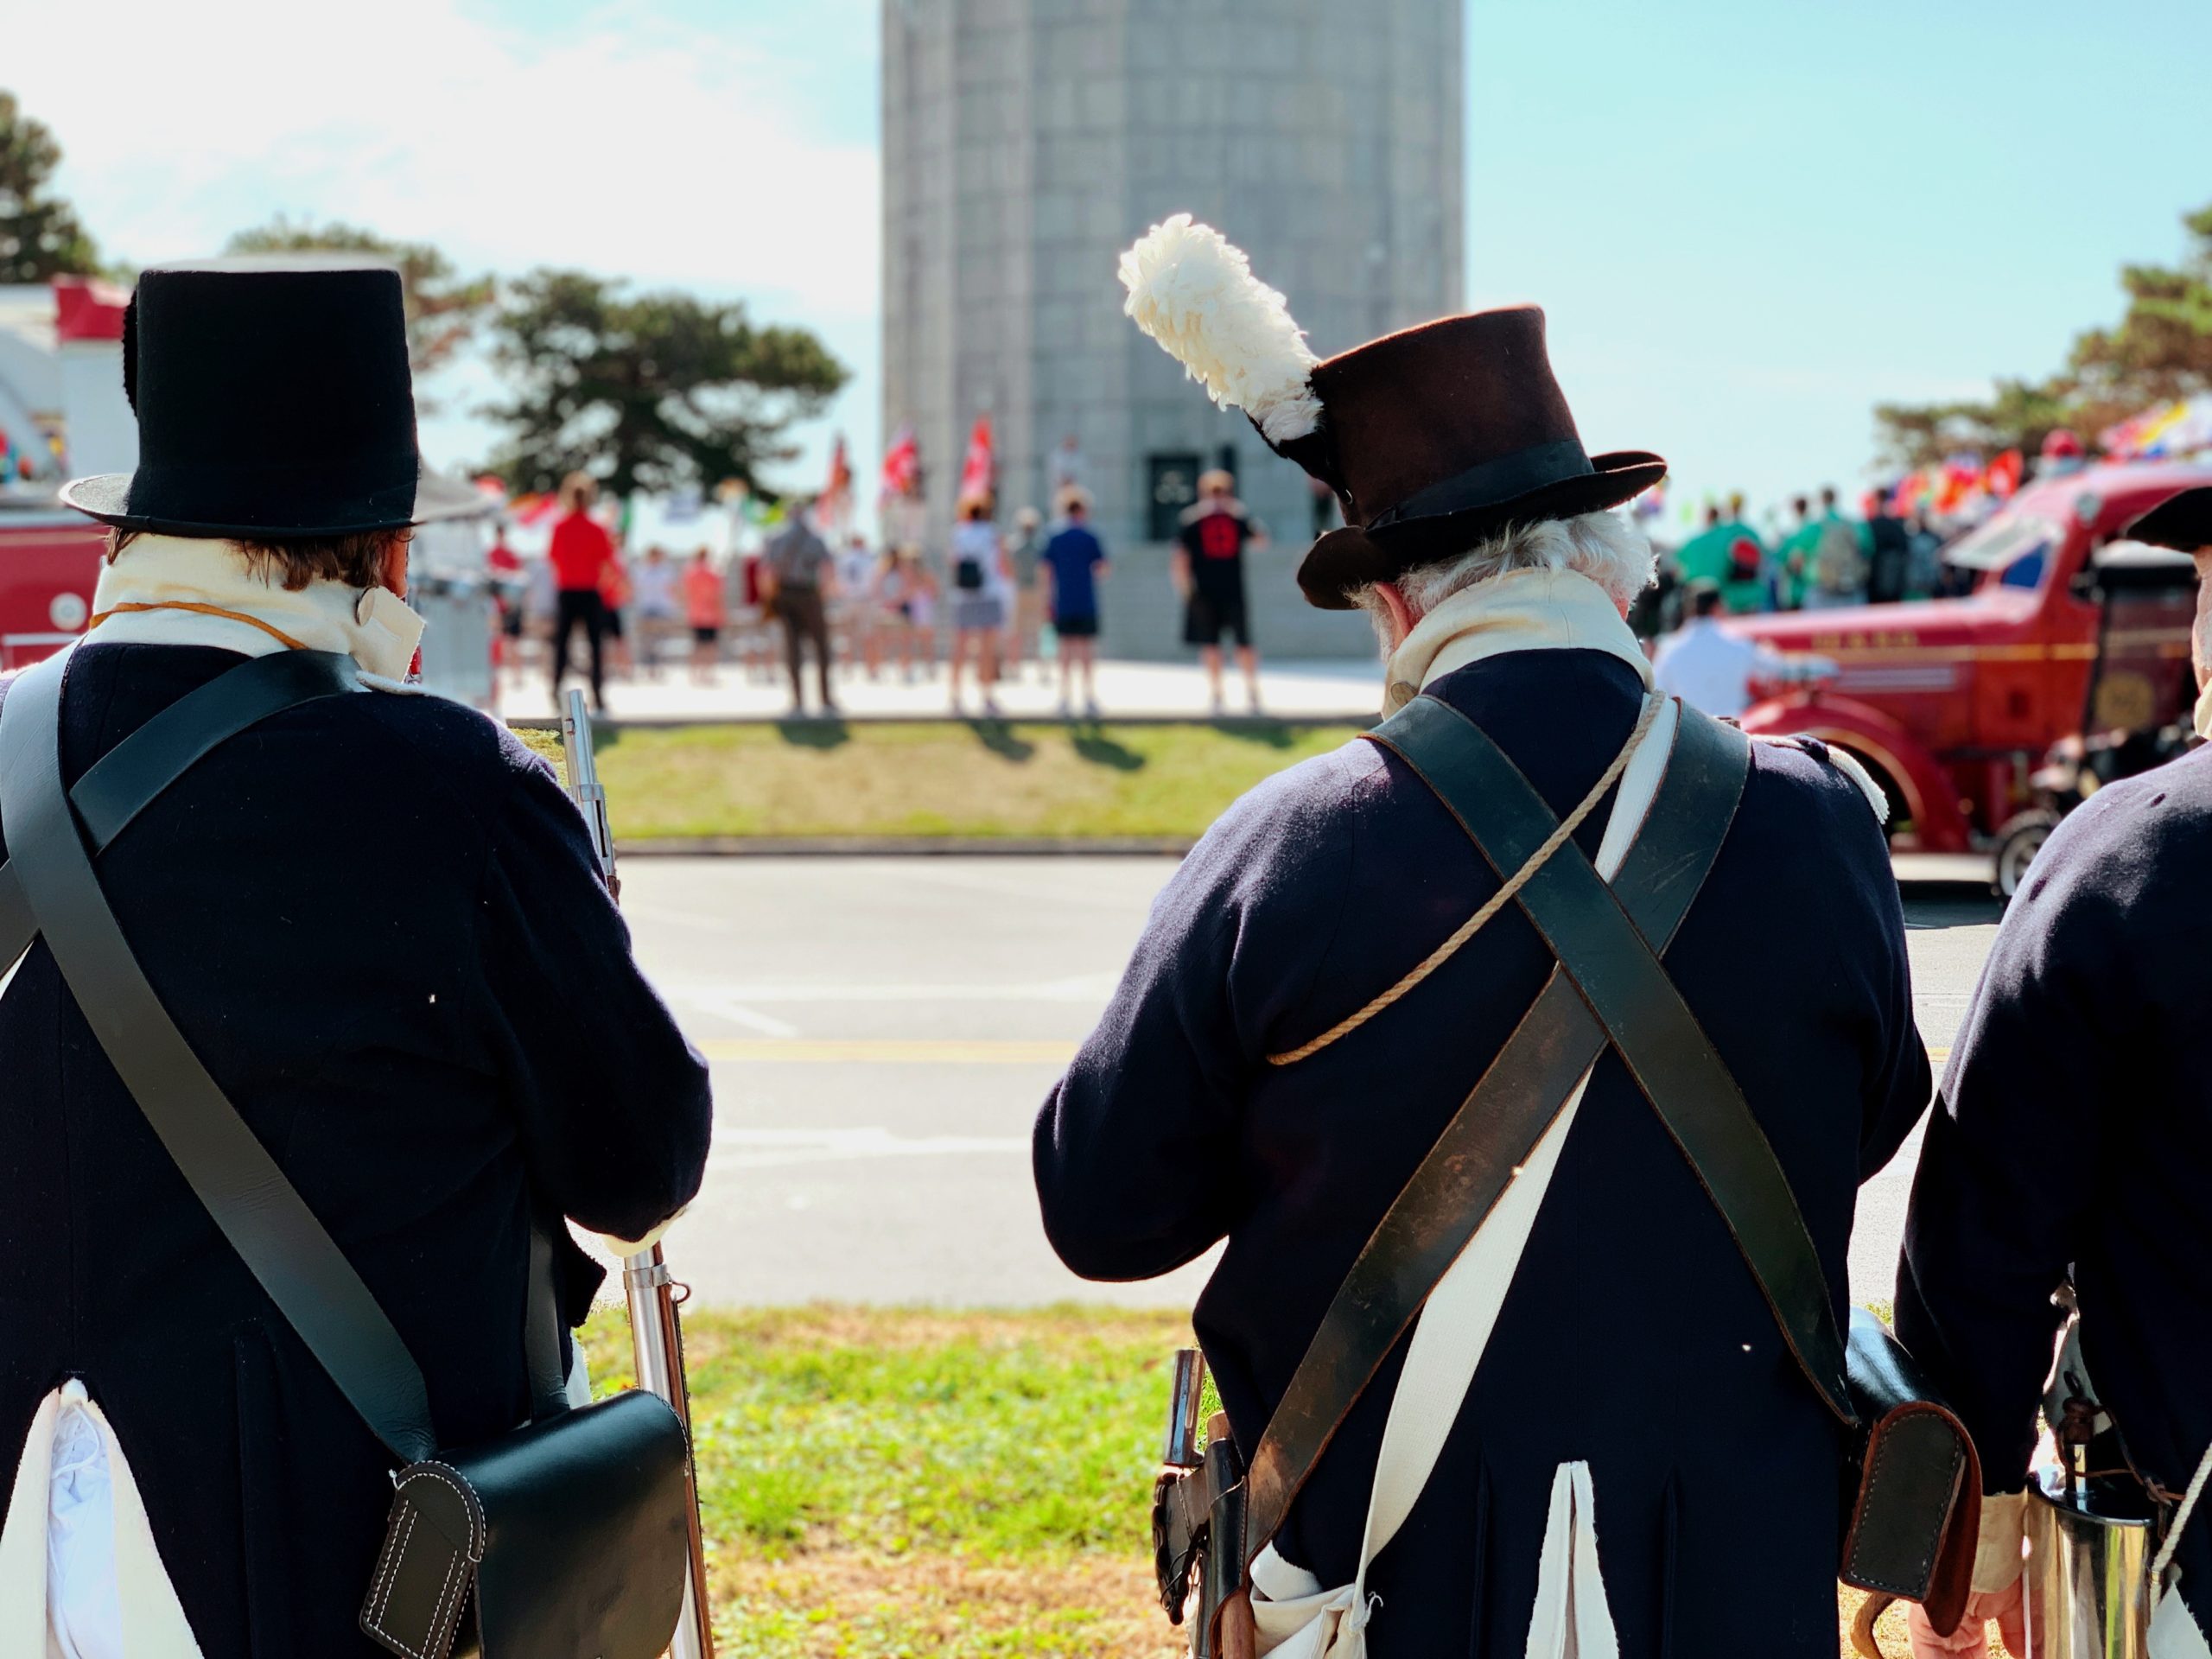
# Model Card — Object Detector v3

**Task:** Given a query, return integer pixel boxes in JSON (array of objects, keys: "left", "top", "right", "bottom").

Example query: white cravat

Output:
[
  {"left": 1381, "top": 567, "right": 1654, "bottom": 714},
  {"left": 86, "top": 533, "right": 425, "bottom": 682}
]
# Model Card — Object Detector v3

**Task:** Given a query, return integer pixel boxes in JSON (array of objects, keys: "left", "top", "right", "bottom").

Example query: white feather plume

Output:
[{"left": 1118, "top": 214, "right": 1322, "bottom": 443}]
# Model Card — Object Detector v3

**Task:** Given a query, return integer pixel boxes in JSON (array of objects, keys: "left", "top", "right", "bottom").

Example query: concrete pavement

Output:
[
  {"left": 496, "top": 654, "right": 1382, "bottom": 723},
  {"left": 613, "top": 857, "right": 2000, "bottom": 1312}
]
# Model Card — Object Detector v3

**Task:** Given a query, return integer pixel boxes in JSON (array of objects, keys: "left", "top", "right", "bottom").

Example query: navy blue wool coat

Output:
[
  {"left": 1899, "top": 741, "right": 2212, "bottom": 1630},
  {"left": 0, "top": 643, "right": 711, "bottom": 1657},
  {"left": 1035, "top": 648, "right": 1930, "bottom": 1657}
]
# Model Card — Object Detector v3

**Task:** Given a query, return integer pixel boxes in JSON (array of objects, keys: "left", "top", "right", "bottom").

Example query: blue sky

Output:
[{"left": 12, "top": 0, "right": 2209, "bottom": 532}]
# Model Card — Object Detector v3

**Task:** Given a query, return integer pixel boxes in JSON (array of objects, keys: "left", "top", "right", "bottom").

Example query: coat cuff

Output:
[
  {"left": 601, "top": 1204, "right": 688, "bottom": 1256},
  {"left": 1973, "top": 1491, "right": 2029, "bottom": 1593}
]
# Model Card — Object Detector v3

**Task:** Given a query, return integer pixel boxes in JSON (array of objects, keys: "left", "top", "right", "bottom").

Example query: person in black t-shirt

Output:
[{"left": 1174, "top": 469, "right": 1268, "bottom": 715}]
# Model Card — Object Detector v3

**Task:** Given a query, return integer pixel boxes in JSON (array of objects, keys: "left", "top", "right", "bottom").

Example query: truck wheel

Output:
[{"left": 1993, "top": 810, "right": 2062, "bottom": 902}]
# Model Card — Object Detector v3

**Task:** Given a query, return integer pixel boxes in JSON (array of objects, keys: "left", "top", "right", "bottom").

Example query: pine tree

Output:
[{"left": 0, "top": 92, "right": 100, "bottom": 283}]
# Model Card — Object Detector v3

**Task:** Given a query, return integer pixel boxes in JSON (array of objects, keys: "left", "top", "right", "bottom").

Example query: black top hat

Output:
[
  {"left": 2125, "top": 486, "right": 2212, "bottom": 552},
  {"left": 62, "top": 261, "right": 422, "bottom": 538}
]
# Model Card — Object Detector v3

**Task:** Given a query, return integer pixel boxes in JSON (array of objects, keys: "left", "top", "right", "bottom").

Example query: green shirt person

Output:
[
  {"left": 1798, "top": 486, "right": 1869, "bottom": 608},
  {"left": 1674, "top": 506, "right": 1768, "bottom": 613},
  {"left": 1777, "top": 496, "right": 1822, "bottom": 610}
]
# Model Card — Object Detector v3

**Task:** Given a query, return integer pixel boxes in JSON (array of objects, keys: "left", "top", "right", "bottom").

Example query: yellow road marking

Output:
[{"left": 699, "top": 1038, "right": 1078, "bottom": 1065}]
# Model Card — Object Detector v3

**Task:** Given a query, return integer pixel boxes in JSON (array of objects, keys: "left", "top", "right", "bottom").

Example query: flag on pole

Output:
[
  {"left": 819, "top": 434, "right": 853, "bottom": 531},
  {"left": 957, "top": 414, "right": 995, "bottom": 504},
  {"left": 880, "top": 424, "right": 919, "bottom": 501}
]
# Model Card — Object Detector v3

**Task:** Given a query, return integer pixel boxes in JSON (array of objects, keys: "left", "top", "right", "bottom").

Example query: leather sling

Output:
[
  {"left": 1239, "top": 693, "right": 1976, "bottom": 1633},
  {"left": 0, "top": 646, "right": 365, "bottom": 976},
  {"left": 0, "top": 644, "right": 444, "bottom": 1460},
  {"left": 1241, "top": 696, "right": 1765, "bottom": 1562},
  {"left": 0, "top": 645, "right": 575, "bottom": 1433},
  {"left": 0, "top": 645, "right": 686, "bottom": 1658},
  {"left": 1371, "top": 696, "right": 1855, "bottom": 1428}
]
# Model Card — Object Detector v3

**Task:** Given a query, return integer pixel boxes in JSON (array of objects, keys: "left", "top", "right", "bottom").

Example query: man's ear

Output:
[
  {"left": 378, "top": 532, "right": 412, "bottom": 597},
  {"left": 1373, "top": 580, "right": 1415, "bottom": 651}
]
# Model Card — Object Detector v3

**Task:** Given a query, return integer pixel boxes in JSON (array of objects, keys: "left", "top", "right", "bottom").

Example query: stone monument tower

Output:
[{"left": 881, "top": 0, "right": 1463, "bottom": 658}]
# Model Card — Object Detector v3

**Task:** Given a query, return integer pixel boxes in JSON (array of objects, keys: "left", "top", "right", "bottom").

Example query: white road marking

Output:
[
  {"left": 677, "top": 993, "right": 802, "bottom": 1037},
  {"left": 698, "top": 1038, "right": 1074, "bottom": 1065},
  {"left": 665, "top": 973, "right": 1117, "bottom": 1007},
  {"left": 707, "top": 1126, "right": 1029, "bottom": 1170}
]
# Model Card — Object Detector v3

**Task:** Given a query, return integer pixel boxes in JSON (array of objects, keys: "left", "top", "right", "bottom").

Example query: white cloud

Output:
[{"left": 10, "top": 0, "right": 881, "bottom": 489}]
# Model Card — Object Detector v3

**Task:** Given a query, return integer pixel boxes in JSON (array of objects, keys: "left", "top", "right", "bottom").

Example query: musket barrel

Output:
[
  {"left": 1165, "top": 1348, "right": 1207, "bottom": 1469},
  {"left": 563, "top": 700, "right": 713, "bottom": 1656},
  {"left": 625, "top": 1243, "right": 713, "bottom": 1659}
]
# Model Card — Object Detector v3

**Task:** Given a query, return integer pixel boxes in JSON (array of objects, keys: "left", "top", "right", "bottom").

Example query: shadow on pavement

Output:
[{"left": 1900, "top": 886, "right": 2003, "bottom": 930}]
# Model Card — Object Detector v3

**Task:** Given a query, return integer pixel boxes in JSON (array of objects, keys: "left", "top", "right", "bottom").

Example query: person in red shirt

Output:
[
  {"left": 599, "top": 545, "right": 634, "bottom": 682},
  {"left": 485, "top": 522, "right": 524, "bottom": 670},
  {"left": 547, "top": 471, "right": 615, "bottom": 708},
  {"left": 683, "top": 547, "right": 723, "bottom": 685}
]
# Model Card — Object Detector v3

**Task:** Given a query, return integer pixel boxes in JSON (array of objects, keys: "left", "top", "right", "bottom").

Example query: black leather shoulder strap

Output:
[
  {"left": 0, "top": 646, "right": 441, "bottom": 1461},
  {"left": 1241, "top": 698, "right": 1753, "bottom": 1561},
  {"left": 1372, "top": 695, "right": 1855, "bottom": 1427},
  {"left": 0, "top": 648, "right": 361, "bottom": 970}
]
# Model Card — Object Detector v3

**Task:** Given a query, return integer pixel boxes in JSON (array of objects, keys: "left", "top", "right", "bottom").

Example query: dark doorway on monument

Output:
[{"left": 1147, "top": 452, "right": 1199, "bottom": 541}]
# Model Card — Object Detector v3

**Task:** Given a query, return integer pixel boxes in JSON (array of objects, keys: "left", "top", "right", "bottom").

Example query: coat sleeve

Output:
[
  {"left": 1780, "top": 737, "right": 1931, "bottom": 1177},
  {"left": 1033, "top": 755, "right": 1360, "bottom": 1281},
  {"left": 1855, "top": 813, "right": 1932, "bottom": 1179},
  {"left": 472, "top": 740, "right": 713, "bottom": 1246},
  {"left": 1894, "top": 813, "right": 2135, "bottom": 1490}
]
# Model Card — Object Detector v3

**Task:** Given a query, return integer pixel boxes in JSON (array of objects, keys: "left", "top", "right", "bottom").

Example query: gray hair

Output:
[{"left": 1352, "top": 511, "right": 1657, "bottom": 632}]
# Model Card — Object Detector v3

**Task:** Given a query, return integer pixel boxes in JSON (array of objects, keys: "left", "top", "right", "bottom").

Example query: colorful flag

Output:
[
  {"left": 1983, "top": 449, "right": 2024, "bottom": 499},
  {"left": 505, "top": 492, "right": 566, "bottom": 528},
  {"left": 2102, "top": 396, "right": 2212, "bottom": 461},
  {"left": 1935, "top": 457, "right": 1980, "bottom": 515},
  {"left": 957, "top": 415, "right": 995, "bottom": 504},
  {"left": 879, "top": 425, "right": 919, "bottom": 501},
  {"left": 819, "top": 434, "right": 853, "bottom": 531}
]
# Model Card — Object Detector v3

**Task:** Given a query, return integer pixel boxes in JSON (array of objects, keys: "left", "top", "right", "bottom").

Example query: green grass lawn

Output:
[
  {"left": 519, "top": 721, "right": 1361, "bottom": 842},
  {"left": 577, "top": 1304, "right": 1985, "bottom": 1659},
  {"left": 581, "top": 1305, "right": 1191, "bottom": 1657}
]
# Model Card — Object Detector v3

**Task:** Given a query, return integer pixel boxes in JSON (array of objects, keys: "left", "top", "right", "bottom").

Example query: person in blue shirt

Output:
[{"left": 1040, "top": 487, "right": 1110, "bottom": 715}]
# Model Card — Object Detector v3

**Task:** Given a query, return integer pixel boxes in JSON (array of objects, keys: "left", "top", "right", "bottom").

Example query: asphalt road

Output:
[{"left": 616, "top": 857, "right": 2001, "bottom": 1312}]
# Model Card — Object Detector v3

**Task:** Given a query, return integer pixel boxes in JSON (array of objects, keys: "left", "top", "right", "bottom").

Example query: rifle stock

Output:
[{"left": 562, "top": 690, "right": 715, "bottom": 1659}]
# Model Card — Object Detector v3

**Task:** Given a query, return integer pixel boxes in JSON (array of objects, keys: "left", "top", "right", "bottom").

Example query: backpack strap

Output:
[
  {"left": 1372, "top": 695, "right": 1855, "bottom": 1427},
  {"left": 1237, "top": 697, "right": 1758, "bottom": 1567}
]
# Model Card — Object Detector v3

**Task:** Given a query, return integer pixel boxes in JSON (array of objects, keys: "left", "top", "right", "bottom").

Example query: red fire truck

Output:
[
  {"left": 0, "top": 498, "right": 105, "bottom": 671},
  {"left": 1733, "top": 460, "right": 2211, "bottom": 864}
]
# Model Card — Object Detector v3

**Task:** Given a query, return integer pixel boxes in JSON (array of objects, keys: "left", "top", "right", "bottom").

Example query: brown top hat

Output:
[
  {"left": 1281, "top": 309, "right": 1664, "bottom": 607},
  {"left": 1120, "top": 217, "right": 1663, "bottom": 610}
]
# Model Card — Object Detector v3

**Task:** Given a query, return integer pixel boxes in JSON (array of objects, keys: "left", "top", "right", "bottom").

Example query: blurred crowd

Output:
[
  {"left": 486, "top": 472, "right": 1119, "bottom": 718},
  {"left": 1630, "top": 483, "right": 1969, "bottom": 642},
  {"left": 484, "top": 466, "right": 1294, "bottom": 720}
]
